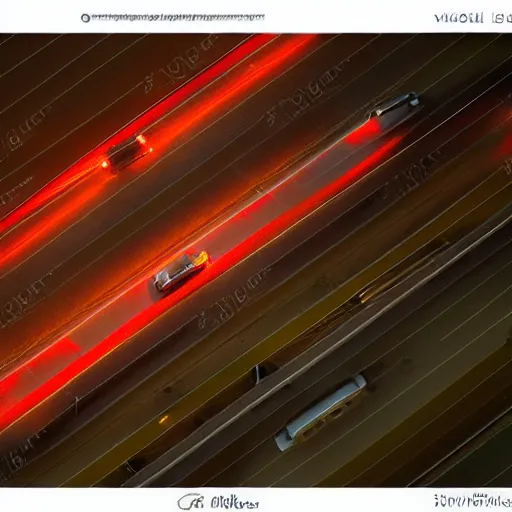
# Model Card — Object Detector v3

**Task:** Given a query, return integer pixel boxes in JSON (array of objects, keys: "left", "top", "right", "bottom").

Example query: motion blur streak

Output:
[
  {"left": 0, "top": 135, "right": 400, "bottom": 431},
  {"left": 0, "top": 338, "right": 79, "bottom": 413},
  {"left": 295, "top": 137, "right": 402, "bottom": 216},
  {"left": 0, "top": 35, "right": 318, "bottom": 268},
  {"left": 0, "top": 177, "right": 109, "bottom": 268},
  {"left": 102, "top": 34, "right": 279, "bottom": 147},
  {"left": 148, "top": 34, "right": 318, "bottom": 153},
  {"left": 0, "top": 34, "right": 277, "bottom": 236},
  {"left": 344, "top": 118, "right": 381, "bottom": 145},
  {"left": 221, "top": 138, "right": 403, "bottom": 285},
  {"left": 0, "top": 164, "right": 98, "bottom": 239}
]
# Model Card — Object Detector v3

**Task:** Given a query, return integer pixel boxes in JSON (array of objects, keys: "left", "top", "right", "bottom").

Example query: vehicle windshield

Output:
[{"left": 156, "top": 270, "right": 169, "bottom": 281}]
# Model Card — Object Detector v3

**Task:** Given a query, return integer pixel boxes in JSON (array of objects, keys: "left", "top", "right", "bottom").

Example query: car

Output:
[
  {"left": 274, "top": 374, "right": 367, "bottom": 452},
  {"left": 101, "top": 134, "right": 152, "bottom": 172},
  {"left": 153, "top": 250, "right": 210, "bottom": 293},
  {"left": 368, "top": 92, "right": 420, "bottom": 118}
]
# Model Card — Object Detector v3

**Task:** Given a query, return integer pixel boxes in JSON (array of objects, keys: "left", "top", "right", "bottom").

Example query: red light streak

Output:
[
  {"left": 0, "top": 338, "right": 79, "bottom": 407},
  {"left": 260, "top": 117, "right": 384, "bottom": 190},
  {"left": 102, "top": 35, "right": 280, "bottom": 148},
  {"left": 0, "top": 35, "right": 318, "bottom": 274},
  {"left": 0, "top": 164, "right": 99, "bottom": 239},
  {"left": 218, "top": 137, "right": 402, "bottom": 252},
  {"left": 150, "top": 35, "right": 317, "bottom": 149},
  {"left": 497, "top": 130, "right": 512, "bottom": 158},
  {"left": 0, "top": 176, "right": 108, "bottom": 267},
  {"left": 0, "top": 35, "right": 281, "bottom": 237},
  {"left": 0, "top": 135, "right": 401, "bottom": 431},
  {"left": 0, "top": 338, "right": 80, "bottom": 426},
  {"left": 291, "top": 137, "right": 402, "bottom": 216},
  {"left": 0, "top": 36, "right": 318, "bottom": 270},
  {"left": 343, "top": 118, "right": 381, "bottom": 145}
]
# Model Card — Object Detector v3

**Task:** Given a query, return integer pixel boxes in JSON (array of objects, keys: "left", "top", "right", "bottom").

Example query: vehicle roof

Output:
[
  {"left": 285, "top": 375, "right": 366, "bottom": 439},
  {"left": 107, "top": 135, "right": 140, "bottom": 155},
  {"left": 371, "top": 92, "right": 418, "bottom": 117},
  {"left": 274, "top": 429, "right": 294, "bottom": 451},
  {"left": 158, "top": 254, "right": 194, "bottom": 274}
]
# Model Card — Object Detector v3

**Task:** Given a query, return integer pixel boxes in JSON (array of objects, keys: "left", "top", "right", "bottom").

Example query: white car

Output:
[
  {"left": 274, "top": 374, "right": 367, "bottom": 452},
  {"left": 153, "top": 251, "right": 209, "bottom": 293}
]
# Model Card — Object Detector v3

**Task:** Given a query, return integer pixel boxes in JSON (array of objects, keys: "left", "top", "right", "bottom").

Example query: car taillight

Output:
[
  {"left": 101, "top": 160, "right": 109, "bottom": 169},
  {"left": 136, "top": 134, "right": 147, "bottom": 145}
]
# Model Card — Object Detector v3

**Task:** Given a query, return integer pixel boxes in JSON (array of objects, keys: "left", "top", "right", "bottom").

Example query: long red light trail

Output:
[
  {"left": 0, "top": 176, "right": 109, "bottom": 267},
  {"left": 0, "top": 34, "right": 280, "bottom": 237},
  {"left": 0, "top": 134, "right": 402, "bottom": 431},
  {"left": 149, "top": 34, "right": 318, "bottom": 151},
  {"left": 0, "top": 35, "right": 318, "bottom": 270},
  {"left": 344, "top": 117, "right": 381, "bottom": 145},
  {"left": 0, "top": 338, "right": 80, "bottom": 410}
]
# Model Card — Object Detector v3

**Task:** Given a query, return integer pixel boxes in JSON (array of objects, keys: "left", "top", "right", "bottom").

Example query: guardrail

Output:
[{"left": 128, "top": 199, "right": 512, "bottom": 486}]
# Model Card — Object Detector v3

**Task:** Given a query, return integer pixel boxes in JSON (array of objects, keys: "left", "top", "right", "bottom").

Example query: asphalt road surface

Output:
[
  {"left": 0, "top": 34, "right": 311, "bottom": 265},
  {"left": 143, "top": 220, "right": 512, "bottom": 488},
  {"left": 416, "top": 411, "right": 512, "bottom": 487},
  {"left": 347, "top": 328, "right": 512, "bottom": 487},
  {"left": 3, "top": 34, "right": 512, "bottom": 486},
  {"left": 0, "top": 34, "right": 315, "bottom": 261},
  {"left": 1, "top": 35, "right": 511, "bottom": 385},
  {"left": 0, "top": 34, "right": 250, "bottom": 218},
  {"left": 0, "top": 33, "right": 348, "bottom": 362},
  {"left": 7, "top": 83, "right": 512, "bottom": 485}
]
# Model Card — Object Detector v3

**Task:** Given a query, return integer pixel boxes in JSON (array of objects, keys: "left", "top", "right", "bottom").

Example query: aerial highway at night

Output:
[{"left": 0, "top": 33, "right": 512, "bottom": 487}]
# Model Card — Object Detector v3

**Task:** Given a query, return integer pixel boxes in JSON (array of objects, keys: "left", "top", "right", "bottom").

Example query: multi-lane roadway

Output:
[
  {"left": 130, "top": 218, "right": 512, "bottom": 487},
  {"left": 0, "top": 33, "right": 250, "bottom": 220},
  {"left": 1, "top": 33, "right": 512, "bottom": 486},
  {"left": 3, "top": 34, "right": 511, "bottom": 365}
]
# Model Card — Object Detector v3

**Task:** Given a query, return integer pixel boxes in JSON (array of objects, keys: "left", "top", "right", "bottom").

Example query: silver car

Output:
[
  {"left": 274, "top": 374, "right": 367, "bottom": 452},
  {"left": 154, "top": 250, "right": 209, "bottom": 293},
  {"left": 369, "top": 92, "right": 420, "bottom": 118}
]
